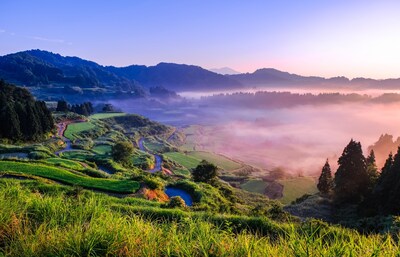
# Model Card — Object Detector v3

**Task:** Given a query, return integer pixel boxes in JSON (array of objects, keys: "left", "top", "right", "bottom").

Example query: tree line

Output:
[
  {"left": 317, "top": 139, "right": 400, "bottom": 215},
  {"left": 0, "top": 80, "right": 54, "bottom": 141},
  {"left": 56, "top": 100, "right": 94, "bottom": 116}
]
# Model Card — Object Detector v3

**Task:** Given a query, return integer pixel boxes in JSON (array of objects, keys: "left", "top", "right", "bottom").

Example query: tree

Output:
[
  {"left": 192, "top": 160, "right": 218, "bottom": 183},
  {"left": 317, "top": 159, "right": 333, "bottom": 195},
  {"left": 371, "top": 148, "right": 400, "bottom": 214},
  {"left": 334, "top": 139, "right": 369, "bottom": 203},
  {"left": 111, "top": 141, "right": 134, "bottom": 164},
  {"left": 56, "top": 100, "right": 69, "bottom": 112},
  {"left": 366, "top": 150, "right": 379, "bottom": 191}
]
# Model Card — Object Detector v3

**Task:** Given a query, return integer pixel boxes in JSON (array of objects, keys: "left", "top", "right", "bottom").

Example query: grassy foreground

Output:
[
  {"left": 0, "top": 161, "right": 139, "bottom": 193},
  {"left": 1, "top": 179, "right": 400, "bottom": 256}
]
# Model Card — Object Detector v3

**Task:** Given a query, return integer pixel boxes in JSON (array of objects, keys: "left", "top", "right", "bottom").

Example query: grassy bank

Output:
[{"left": 0, "top": 179, "right": 399, "bottom": 256}]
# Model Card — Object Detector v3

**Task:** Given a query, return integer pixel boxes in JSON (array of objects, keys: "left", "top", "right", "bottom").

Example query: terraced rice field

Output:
[
  {"left": 64, "top": 122, "right": 95, "bottom": 140},
  {"left": 0, "top": 161, "right": 140, "bottom": 193},
  {"left": 164, "top": 152, "right": 201, "bottom": 170}
]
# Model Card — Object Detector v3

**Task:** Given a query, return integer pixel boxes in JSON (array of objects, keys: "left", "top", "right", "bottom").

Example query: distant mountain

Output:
[
  {"left": 228, "top": 68, "right": 400, "bottom": 89},
  {"left": 208, "top": 67, "right": 240, "bottom": 75},
  {"left": 2, "top": 50, "right": 400, "bottom": 101},
  {"left": 106, "top": 63, "right": 242, "bottom": 91},
  {"left": 0, "top": 50, "right": 242, "bottom": 96},
  {"left": 229, "top": 68, "right": 326, "bottom": 87}
]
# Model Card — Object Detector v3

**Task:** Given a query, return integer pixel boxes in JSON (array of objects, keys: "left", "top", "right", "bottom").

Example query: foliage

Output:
[
  {"left": 0, "top": 80, "right": 54, "bottom": 141},
  {"left": 168, "top": 196, "right": 186, "bottom": 208},
  {"left": 192, "top": 160, "right": 218, "bottom": 183},
  {"left": 1, "top": 180, "right": 400, "bottom": 256},
  {"left": 334, "top": 139, "right": 369, "bottom": 204},
  {"left": 317, "top": 160, "right": 333, "bottom": 195},
  {"left": 111, "top": 141, "right": 134, "bottom": 165}
]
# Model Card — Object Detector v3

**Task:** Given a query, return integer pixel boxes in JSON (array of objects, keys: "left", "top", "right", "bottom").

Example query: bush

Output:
[
  {"left": 144, "top": 176, "right": 165, "bottom": 190},
  {"left": 168, "top": 196, "right": 186, "bottom": 208}
]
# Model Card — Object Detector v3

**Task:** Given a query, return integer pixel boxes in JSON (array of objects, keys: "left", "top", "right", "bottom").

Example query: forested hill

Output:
[
  {"left": 0, "top": 80, "right": 54, "bottom": 141},
  {"left": 0, "top": 50, "right": 241, "bottom": 94}
]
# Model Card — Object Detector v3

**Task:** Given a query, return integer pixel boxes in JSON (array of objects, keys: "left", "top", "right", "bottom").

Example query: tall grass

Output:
[{"left": 1, "top": 179, "right": 400, "bottom": 256}]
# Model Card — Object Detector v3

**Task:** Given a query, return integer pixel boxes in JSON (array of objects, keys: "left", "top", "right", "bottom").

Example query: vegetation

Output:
[
  {"left": 164, "top": 151, "right": 200, "bottom": 169},
  {"left": 317, "top": 160, "right": 333, "bottom": 195},
  {"left": 56, "top": 100, "right": 94, "bottom": 116},
  {"left": 0, "top": 161, "right": 139, "bottom": 193},
  {"left": 64, "top": 121, "right": 95, "bottom": 140},
  {"left": 188, "top": 151, "right": 241, "bottom": 171},
  {"left": 1, "top": 179, "right": 400, "bottom": 256},
  {"left": 334, "top": 139, "right": 369, "bottom": 204},
  {"left": 112, "top": 141, "right": 134, "bottom": 165},
  {"left": 192, "top": 160, "right": 219, "bottom": 183},
  {"left": 278, "top": 177, "right": 318, "bottom": 205},
  {"left": 0, "top": 80, "right": 54, "bottom": 141}
]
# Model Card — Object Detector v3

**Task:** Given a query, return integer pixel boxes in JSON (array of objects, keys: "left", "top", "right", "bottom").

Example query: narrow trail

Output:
[{"left": 138, "top": 138, "right": 163, "bottom": 173}]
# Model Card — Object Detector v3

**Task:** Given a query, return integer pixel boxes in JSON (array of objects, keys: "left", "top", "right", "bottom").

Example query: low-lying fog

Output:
[{"left": 109, "top": 87, "right": 400, "bottom": 176}]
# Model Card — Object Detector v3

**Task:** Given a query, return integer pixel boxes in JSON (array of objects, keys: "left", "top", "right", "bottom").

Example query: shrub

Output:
[{"left": 168, "top": 196, "right": 186, "bottom": 208}]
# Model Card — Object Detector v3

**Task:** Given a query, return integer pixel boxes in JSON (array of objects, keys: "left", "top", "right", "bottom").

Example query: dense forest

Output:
[{"left": 0, "top": 80, "right": 54, "bottom": 141}]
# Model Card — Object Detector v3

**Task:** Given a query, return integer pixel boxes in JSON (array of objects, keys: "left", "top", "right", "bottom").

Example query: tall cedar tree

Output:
[
  {"left": 56, "top": 100, "right": 69, "bottom": 112},
  {"left": 0, "top": 80, "right": 54, "bottom": 141},
  {"left": 192, "top": 160, "right": 218, "bottom": 183},
  {"left": 372, "top": 147, "right": 400, "bottom": 214},
  {"left": 366, "top": 149, "right": 379, "bottom": 191},
  {"left": 317, "top": 159, "right": 333, "bottom": 195},
  {"left": 334, "top": 139, "right": 369, "bottom": 203}
]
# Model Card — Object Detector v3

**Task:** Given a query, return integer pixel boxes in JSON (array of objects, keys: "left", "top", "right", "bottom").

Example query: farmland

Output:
[{"left": 0, "top": 161, "right": 140, "bottom": 193}]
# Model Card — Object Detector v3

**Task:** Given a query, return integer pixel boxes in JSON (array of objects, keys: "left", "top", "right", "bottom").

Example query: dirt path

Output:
[{"left": 138, "top": 137, "right": 163, "bottom": 173}]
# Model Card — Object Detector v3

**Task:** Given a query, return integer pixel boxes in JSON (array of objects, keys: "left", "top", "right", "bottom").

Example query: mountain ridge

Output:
[{"left": 2, "top": 49, "right": 400, "bottom": 94}]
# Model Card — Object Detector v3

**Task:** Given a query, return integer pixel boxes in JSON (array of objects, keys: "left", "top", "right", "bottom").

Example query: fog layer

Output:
[{"left": 109, "top": 89, "right": 400, "bottom": 175}]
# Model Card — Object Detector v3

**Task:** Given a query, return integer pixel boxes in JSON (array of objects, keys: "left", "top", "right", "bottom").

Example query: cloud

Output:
[
  {"left": 0, "top": 29, "right": 5, "bottom": 33},
  {"left": 29, "top": 36, "right": 65, "bottom": 44}
]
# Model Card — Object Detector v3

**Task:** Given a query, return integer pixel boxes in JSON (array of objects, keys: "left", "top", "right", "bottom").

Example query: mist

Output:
[{"left": 109, "top": 89, "right": 400, "bottom": 176}]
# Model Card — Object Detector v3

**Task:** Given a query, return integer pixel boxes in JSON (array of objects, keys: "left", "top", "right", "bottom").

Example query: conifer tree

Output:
[
  {"left": 317, "top": 159, "right": 333, "bottom": 195},
  {"left": 366, "top": 149, "right": 379, "bottom": 191},
  {"left": 334, "top": 139, "right": 369, "bottom": 203}
]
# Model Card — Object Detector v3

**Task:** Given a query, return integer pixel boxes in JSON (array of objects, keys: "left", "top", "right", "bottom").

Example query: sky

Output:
[{"left": 1, "top": 0, "right": 400, "bottom": 78}]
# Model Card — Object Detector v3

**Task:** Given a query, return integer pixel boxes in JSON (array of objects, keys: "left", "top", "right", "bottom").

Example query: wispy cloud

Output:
[
  {"left": 29, "top": 36, "right": 65, "bottom": 43},
  {"left": 0, "top": 29, "right": 5, "bottom": 33}
]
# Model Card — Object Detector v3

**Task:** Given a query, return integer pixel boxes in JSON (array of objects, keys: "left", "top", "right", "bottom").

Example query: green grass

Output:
[
  {"left": 1, "top": 179, "right": 400, "bottom": 256},
  {"left": 173, "top": 169, "right": 191, "bottom": 176},
  {"left": 187, "top": 151, "right": 242, "bottom": 171},
  {"left": 60, "top": 150, "right": 95, "bottom": 161},
  {"left": 0, "top": 161, "right": 139, "bottom": 193},
  {"left": 92, "top": 145, "right": 112, "bottom": 155},
  {"left": 240, "top": 179, "right": 269, "bottom": 194},
  {"left": 278, "top": 177, "right": 318, "bottom": 204},
  {"left": 90, "top": 113, "right": 126, "bottom": 119},
  {"left": 44, "top": 158, "right": 85, "bottom": 170},
  {"left": 164, "top": 152, "right": 201, "bottom": 169},
  {"left": 64, "top": 121, "right": 96, "bottom": 140},
  {"left": 143, "top": 139, "right": 165, "bottom": 152}
]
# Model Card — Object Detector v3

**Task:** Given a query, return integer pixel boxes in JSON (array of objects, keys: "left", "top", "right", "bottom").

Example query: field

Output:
[
  {"left": 277, "top": 177, "right": 318, "bottom": 204},
  {"left": 60, "top": 150, "right": 95, "bottom": 161},
  {"left": 90, "top": 112, "right": 126, "bottom": 119},
  {"left": 187, "top": 151, "right": 242, "bottom": 171},
  {"left": 92, "top": 144, "right": 112, "bottom": 155},
  {"left": 240, "top": 179, "right": 268, "bottom": 194},
  {"left": 0, "top": 161, "right": 139, "bottom": 193},
  {"left": 64, "top": 121, "right": 96, "bottom": 140},
  {"left": 164, "top": 152, "right": 201, "bottom": 170},
  {"left": 44, "top": 158, "right": 86, "bottom": 170}
]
